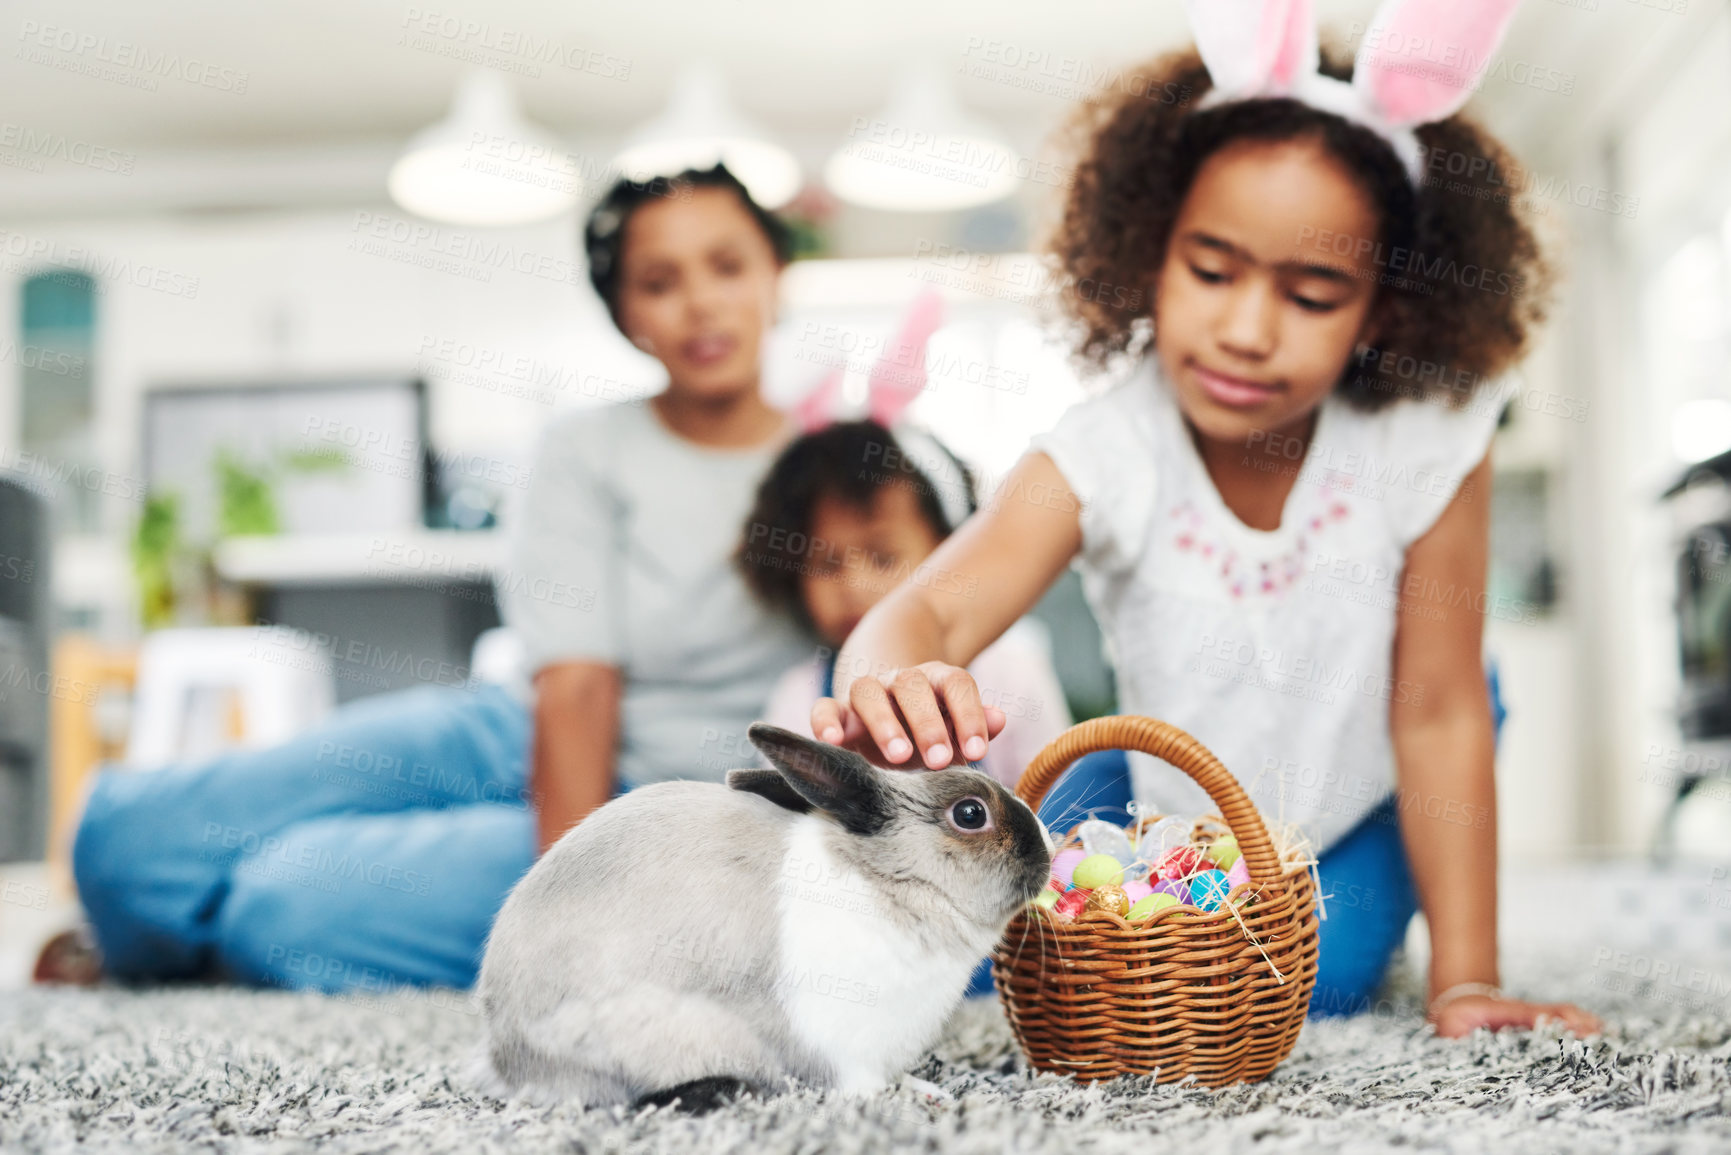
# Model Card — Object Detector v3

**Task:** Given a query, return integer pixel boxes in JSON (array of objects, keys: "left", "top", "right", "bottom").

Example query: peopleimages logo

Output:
[
  {"left": 0, "top": 122, "right": 134, "bottom": 174},
  {"left": 0, "top": 229, "right": 201, "bottom": 299},
  {"left": 1190, "top": 632, "right": 1425, "bottom": 706},
  {"left": 15, "top": 20, "right": 250, "bottom": 93},
  {"left": 1296, "top": 225, "right": 1523, "bottom": 297}
]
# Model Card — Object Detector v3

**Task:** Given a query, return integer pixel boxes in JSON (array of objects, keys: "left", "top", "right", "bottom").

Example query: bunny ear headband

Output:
[
  {"left": 1187, "top": 0, "right": 1523, "bottom": 183},
  {"left": 793, "top": 287, "right": 975, "bottom": 531}
]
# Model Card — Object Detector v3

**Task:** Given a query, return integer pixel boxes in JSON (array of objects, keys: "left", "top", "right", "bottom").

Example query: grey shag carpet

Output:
[{"left": 4, "top": 943, "right": 1731, "bottom": 1155}]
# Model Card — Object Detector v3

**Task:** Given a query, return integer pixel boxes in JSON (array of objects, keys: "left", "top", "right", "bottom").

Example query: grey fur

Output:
[{"left": 475, "top": 725, "right": 1053, "bottom": 1107}]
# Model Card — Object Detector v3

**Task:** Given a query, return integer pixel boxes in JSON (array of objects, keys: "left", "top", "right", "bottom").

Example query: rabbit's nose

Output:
[{"left": 1037, "top": 818, "right": 1055, "bottom": 854}]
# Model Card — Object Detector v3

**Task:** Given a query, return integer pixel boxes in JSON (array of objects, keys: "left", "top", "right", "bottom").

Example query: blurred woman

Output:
[{"left": 50, "top": 164, "right": 813, "bottom": 994}]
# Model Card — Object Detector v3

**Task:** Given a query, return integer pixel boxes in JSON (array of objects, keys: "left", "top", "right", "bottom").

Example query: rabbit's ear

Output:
[
  {"left": 746, "top": 724, "right": 892, "bottom": 836},
  {"left": 1352, "top": 0, "right": 1522, "bottom": 127},
  {"left": 725, "top": 767, "right": 814, "bottom": 814}
]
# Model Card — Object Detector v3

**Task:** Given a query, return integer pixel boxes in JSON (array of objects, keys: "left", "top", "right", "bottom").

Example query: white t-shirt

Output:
[
  {"left": 495, "top": 402, "right": 812, "bottom": 789},
  {"left": 1028, "top": 355, "right": 1501, "bottom": 851},
  {"left": 762, "top": 618, "right": 1073, "bottom": 792}
]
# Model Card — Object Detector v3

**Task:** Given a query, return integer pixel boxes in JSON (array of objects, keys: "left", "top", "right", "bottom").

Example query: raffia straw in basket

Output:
[{"left": 991, "top": 715, "right": 1320, "bottom": 1087}]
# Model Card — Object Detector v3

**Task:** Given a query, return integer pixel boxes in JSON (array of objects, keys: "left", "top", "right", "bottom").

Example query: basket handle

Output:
[{"left": 1015, "top": 715, "right": 1284, "bottom": 888}]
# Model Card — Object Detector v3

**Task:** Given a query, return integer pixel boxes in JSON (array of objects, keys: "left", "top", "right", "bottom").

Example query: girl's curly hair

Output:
[{"left": 1047, "top": 48, "right": 1552, "bottom": 409}]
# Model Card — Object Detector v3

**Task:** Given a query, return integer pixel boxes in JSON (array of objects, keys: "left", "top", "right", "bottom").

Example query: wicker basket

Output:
[{"left": 991, "top": 715, "right": 1320, "bottom": 1087}]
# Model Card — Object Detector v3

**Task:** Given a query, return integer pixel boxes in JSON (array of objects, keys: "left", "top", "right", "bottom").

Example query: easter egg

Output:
[
  {"left": 1127, "top": 892, "right": 1179, "bottom": 921},
  {"left": 1153, "top": 878, "right": 1188, "bottom": 903},
  {"left": 1031, "top": 888, "right": 1061, "bottom": 911},
  {"left": 1085, "top": 884, "right": 1130, "bottom": 917},
  {"left": 1048, "top": 876, "right": 1066, "bottom": 893},
  {"left": 1121, "top": 879, "right": 1153, "bottom": 904},
  {"left": 1227, "top": 858, "right": 1250, "bottom": 890},
  {"left": 1078, "top": 819, "right": 1136, "bottom": 863},
  {"left": 1156, "top": 845, "right": 1207, "bottom": 881},
  {"left": 1190, "top": 869, "right": 1232, "bottom": 911},
  {"left": 1054, "top": 889, "right": 1090, "bottom": 918},
  {"left": 1206, "top": 835, "right": 1241, "bottom": 870},
  {"left": 1050, "top": 848, "right": 1087, "bottom": 887},
  {"left": 1072, "top": 854, "right": 1125, "bottom": 890}
]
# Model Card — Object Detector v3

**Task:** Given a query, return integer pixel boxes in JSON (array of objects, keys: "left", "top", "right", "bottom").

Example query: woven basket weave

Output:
[{"left": 991, "top": 715, "right": 1320, "bottom": 1087}]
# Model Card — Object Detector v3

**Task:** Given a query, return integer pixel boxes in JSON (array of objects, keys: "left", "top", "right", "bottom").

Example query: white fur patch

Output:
[{"left": 773, "top": 815, "right": 982, "bottom": 1091}]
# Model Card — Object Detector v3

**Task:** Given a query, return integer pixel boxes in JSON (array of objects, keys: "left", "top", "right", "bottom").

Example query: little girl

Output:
[
  {"left": 815, "top": 0, "right": 1601, "bottom": 1036},
  {"left": 738, "top": 418, "right": 1071, "bottom": 793}
]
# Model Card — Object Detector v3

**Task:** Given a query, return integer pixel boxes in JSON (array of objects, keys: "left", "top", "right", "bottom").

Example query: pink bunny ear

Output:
[
  {"left": 1188, "top": 0, "right": 1317, "bottom": 98},
  {"left": 866, "top": 288, "right": 944, "bottom": 427},
  {"left": 1353, "top": 0, "right": 1523, "bottom": 127},
  {"left": 794, "top": 368, "right": 844, "bottom": 433}
]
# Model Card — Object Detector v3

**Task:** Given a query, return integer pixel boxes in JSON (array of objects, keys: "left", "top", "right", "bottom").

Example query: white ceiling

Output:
[{"left": 0, "top": 0, "right": 1713, "bottom": 219}]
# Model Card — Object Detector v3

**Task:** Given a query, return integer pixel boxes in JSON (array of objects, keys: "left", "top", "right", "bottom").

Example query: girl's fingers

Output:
[
  {"left": 888, "top": 668, "right": 954, "bottom": 769},
  {"left": 848, "top": 676, "right": 916, "bottom": 764},
  {"left": 1547, "top": 1002, "right": 1603, "bottom": 1036},
  {"left": 810, "top": 697, "right": 847, "bottom": 746},
  {"left": 827, "top": 665, "right": 1006, "bottom": 769},
  {"left": 1436, "top": 996, "right": 1604, "bottom": 1039},
  {"left": 927, "top": 665, "right": 989, "bottom": 763},
  {"left": 839, "top": 705, "right": 871, "bottom": 750}
]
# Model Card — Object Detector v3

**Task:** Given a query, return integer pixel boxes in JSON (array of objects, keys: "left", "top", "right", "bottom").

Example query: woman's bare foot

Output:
[{"left": 32, "top": 927, "right": 103, "bottom": 985}]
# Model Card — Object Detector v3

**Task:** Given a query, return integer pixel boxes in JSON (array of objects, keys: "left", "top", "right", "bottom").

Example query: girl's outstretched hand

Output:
[
  {"left": 1430, "top": 993, "right": 1603, "bottom": 1039},
  {"left": 811, "top": 661, "right": 1006, "bottom": 770}
]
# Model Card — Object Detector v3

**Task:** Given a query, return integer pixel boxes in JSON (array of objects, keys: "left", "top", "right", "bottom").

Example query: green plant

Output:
[
  {"left": 214, "top": 449, "right": 280, "bottom": 537},
  {"left": 131, "top": 492, "right": 182, "bottom": 628}
]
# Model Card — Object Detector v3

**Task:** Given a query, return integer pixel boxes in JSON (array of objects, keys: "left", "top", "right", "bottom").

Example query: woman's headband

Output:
[
  {"left": 792, "top": 287, "right": 975, "bottom": 531},
  {"left": 1187, "top": 0, "right": 1524, "bottom": 184}
]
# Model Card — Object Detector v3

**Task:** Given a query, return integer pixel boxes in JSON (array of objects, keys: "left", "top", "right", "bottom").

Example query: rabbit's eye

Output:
[{"left": 947, "top": 797, "right": 992, "bottom": 833}]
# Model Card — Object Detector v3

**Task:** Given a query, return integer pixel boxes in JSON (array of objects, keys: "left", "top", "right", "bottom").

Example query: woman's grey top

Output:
[{"left": 495, "top": 400, "right": 810, "bottom": 789}]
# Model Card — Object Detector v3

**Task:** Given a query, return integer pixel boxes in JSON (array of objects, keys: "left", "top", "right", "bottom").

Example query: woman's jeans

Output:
[
  {"left": 964, "top": 749, "right": 1418, "bottom": 1017},
  {"left": 73, "top": 683, "right": 554, "bottom": 993}
]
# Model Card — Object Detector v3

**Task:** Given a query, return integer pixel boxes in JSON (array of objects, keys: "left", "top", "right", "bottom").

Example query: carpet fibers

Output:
[{"left": 3, "top": 947, "right": 1730, "bottom": 1154}]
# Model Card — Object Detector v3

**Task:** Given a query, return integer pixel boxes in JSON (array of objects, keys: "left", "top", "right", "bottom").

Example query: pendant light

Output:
[
  {"left": 612, "top": 63, "right": 801, "bottom": 209},
  {"left": 389, "top": 69, "right": 578, "bottom": 226},
  {"left": 824, "top": 66, "right": 1019, "bottom": 211}
]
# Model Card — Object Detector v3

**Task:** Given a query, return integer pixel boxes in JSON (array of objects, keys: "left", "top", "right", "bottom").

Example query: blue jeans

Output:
[
  {"left": 968, "top": 668, "right": 1506, "bottom": 1014},
  {"left": 73, "top": 683, "right": 568, "bottom": 993}
]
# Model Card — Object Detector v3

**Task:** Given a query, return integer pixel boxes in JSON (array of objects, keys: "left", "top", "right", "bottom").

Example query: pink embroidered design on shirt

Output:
[{"left": 1170, "top": 495, "right": 1351, "bottom": 599}]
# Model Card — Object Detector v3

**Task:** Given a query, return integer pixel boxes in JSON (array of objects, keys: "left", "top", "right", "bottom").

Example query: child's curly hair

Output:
[
  {"left": 736, "top": 420, "right": 973, "bottom": 637},
  {"left": 1047, "top": 47, "right": 1552, "bottom": 410}
]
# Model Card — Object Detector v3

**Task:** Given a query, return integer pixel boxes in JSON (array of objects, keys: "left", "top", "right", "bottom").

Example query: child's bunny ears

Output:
[
  {"left": 791, "top": 287, "right": 974, "bottom": 531},
  {"left": 1188, "top": 0, "right": 1523, "bottom": 182}
]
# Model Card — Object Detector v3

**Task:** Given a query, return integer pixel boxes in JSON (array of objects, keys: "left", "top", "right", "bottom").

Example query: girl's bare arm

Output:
[
  {"left": 816, "top": 450, "right": 1083, "bottom": 768},
  {"left": 1390, "top": 450, "right": 1599, "bottom": 1037}
]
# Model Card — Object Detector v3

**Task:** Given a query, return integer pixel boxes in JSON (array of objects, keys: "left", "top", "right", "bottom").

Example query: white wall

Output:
[{"left": 0, "top": 205, "right": 1090, "bottom": 640}]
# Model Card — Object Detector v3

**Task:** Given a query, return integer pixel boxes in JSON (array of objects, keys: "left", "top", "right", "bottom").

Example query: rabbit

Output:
[{"left": 472, "top": 722, "right": 1054, "bottom": 1113}]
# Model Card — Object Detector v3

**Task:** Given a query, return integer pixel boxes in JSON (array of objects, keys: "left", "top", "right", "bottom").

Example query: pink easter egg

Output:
[
  {"left": 1121, "top": 879, "right": 1153, "bottom": 904},
  {"left": 1051, "top": 848, "right": 1087, "bottom": 887},
  {"left": 1227, "top": 858, "right": 1250, "bottom": 889}
]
